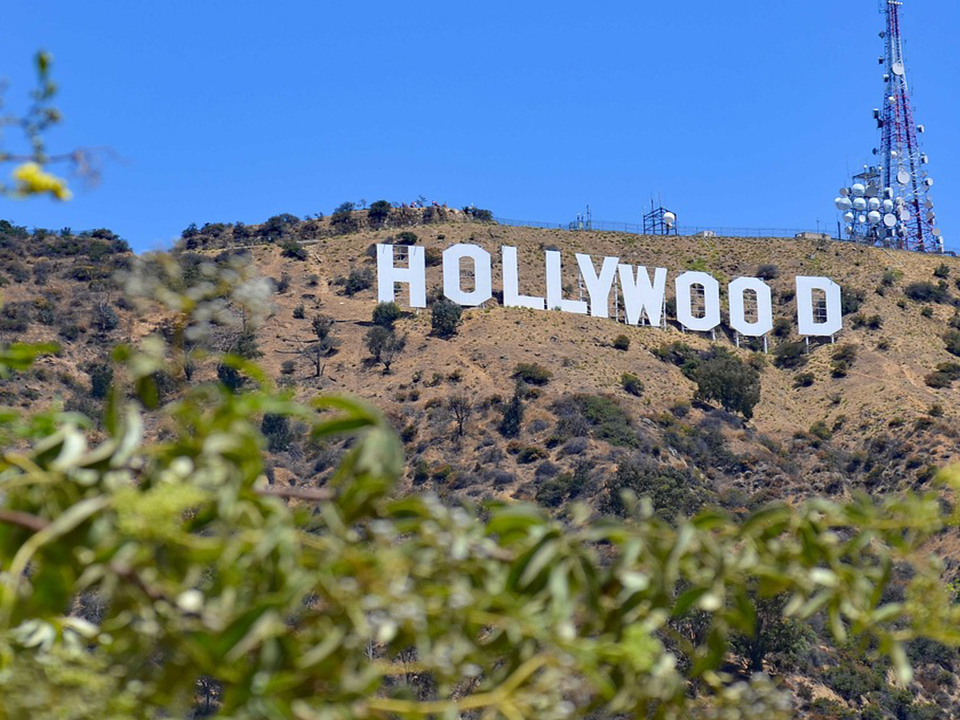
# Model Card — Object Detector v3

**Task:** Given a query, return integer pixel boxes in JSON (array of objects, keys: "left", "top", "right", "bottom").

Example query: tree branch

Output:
[
  {"left": 257, "top": 487, "right": 334, "bottom": 502},
  {"left": 0, "top": 509, "right": 50, "bottom": 533}
]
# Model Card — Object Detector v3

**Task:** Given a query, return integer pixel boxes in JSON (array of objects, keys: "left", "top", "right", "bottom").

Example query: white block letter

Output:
[
  {"left": 728, "top": 277, "right": 774, "bottom": 337},
  {"left": 377, "top": 244, "right": 426, "bottom": 308},
  {"left": 576, "top": 254, "right": 619, "bottom": 318},
  {"left": 675, "top": 271, "right": 721, "bottom": 332},
  {"left": 796, "top": 276, "right": 843, "bottom": 336},
  {"left": 619, "top": 265, "right": 667, "bottom": 326},
  {"left": 443, "top": 244, "right": 492, "bottom": 307},
  {"left": 546, "top": 251, "right": 588, "bottom": 314},
  {"left": 502, "top": 246, "right": 545, "bottom": 310}
]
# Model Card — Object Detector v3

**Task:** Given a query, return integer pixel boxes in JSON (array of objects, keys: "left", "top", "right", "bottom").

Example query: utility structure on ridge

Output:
[{"left": 835, "top": 0, "right": 942, "bottom": 253}]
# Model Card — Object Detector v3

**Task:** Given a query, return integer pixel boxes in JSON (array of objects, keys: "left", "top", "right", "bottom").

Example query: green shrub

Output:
[
  {"left": 330, "top": 202, "right": 357, "bottom": 231},
  {"left": 602, "top": 457, "right": 712, "bottom": 520},
  {"left": 512, "top": 362, "right": 553, "bottom": 386},
  {"left": 280, "top": 241, "right": 308, "bottom": 261},
  {"left": 772, "top": 318, "right": 791, "bottom": 338},
  {"left": 944, "top": 330, "right": 960, "bottom": 357},
  {"left": 621, "top": 372, "right": 644, "bottom": 397},
  {"left": 516, "top": 446, "right": 548, "bottom": 464},
  {"left": 653, "top": 341, "right": 701, "bottom": 379},
  {"left": 498, "top": 383, "right": 524, "bottom": 438},
  {"left": 905, "top": 281, "right": 950, "bottom": 304},
  {"left": 281, "top": 360, "right": 296, "bottom": 375},
  {"left": 921, "top": 306, "right": 934, "bottom": 318},
  {"left": 293, "top": 304, "right": 305, "bottom": 319},
  {"left": 934, "top": 263, "right": 951, "bottom": 279},
  {"left": 613, "top": 334, "right": 630, "bottom": 351},
  {"left": 809, "top": 421, "right": 832, "bottom": 441},
  {"left": 372, "top": 302, "right": 402, "bottom": 328},
  {"left": 756, "top": 264, "right": 780, "bottom": 280},
  {"left": 343, "top": 268, "right": 374, "bottom": 296},
  {"left": 831, "top": 344, "right": 858, "bottom": 378},
  {"left": 395, "top": 231, "right": 418, "bottom": 246},
  {"left": 431, "top": 300, "right": 462, "bottom": 338},
  {"left": 261, "top": 413, "right": 293, "bottom": 453},
  {"left": 793, "top": 372, "right": 815, "bottom": 388},
  {"left": 841, "top": 286, "right": 865, "bottom": 315},
  {"left": 555, "top": 394, "right": 640, "bottom": 448},
  {"left": 367, "top": 200, "right": 393, "bottom": 227},
  {"left": 86, "top": 362, "right": 114, "bottom": 400},
  {"left": 695, "top": 348, "right": 761, "bottom": 419},
  {"left": 536, "top": 463, "right": 589, "bottom": 508},
  {"left": 773, "top": 341, "right": 807, "bottom": 370}
]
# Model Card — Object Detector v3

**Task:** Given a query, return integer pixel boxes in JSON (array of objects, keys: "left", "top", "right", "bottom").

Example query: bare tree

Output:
[{"left": 448, "top": 394, "right": 472, "bottom": 437}]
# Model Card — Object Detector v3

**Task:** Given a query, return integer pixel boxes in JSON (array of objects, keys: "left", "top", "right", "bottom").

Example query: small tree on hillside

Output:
[
  {"left": 431, "top": 300, "right": 462, "bottom": 338},
  {"left": 498, "top": 382, "right": 524, "bottom": 438},
  {"left": 367, "top": 200, "right": 392, "bottom": 227},
  {"left": 312, "top": 314, "right": 334, "bottom": 341},
  {"left": 365, "top": 326, "right": 406, "bottom": 373},
  {"left": 448, "top": 394, "right": 472, "bottom": 437},
  {"left": 695, "top": 348, "right": 761, "bottom": 419}
]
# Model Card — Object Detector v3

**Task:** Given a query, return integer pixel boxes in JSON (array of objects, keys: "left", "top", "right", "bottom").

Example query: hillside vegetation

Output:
[{"left": 3, "top": 209, "right": 960, "bottom": 717}]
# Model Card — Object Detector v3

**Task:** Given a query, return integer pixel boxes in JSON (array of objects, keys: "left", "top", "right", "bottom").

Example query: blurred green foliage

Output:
[{"left": 2, "top": 252, "right": 960, "bottom": 720}]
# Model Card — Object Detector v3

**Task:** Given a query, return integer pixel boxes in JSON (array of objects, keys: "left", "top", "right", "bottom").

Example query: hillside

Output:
[{"left": 3, "top": 210, "right": 960, "bottom": 718}]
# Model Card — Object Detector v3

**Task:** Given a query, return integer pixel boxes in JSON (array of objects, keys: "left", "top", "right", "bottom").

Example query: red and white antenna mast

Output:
[{"left": 835, "top": 0, "right": 942, "bottom": 253}]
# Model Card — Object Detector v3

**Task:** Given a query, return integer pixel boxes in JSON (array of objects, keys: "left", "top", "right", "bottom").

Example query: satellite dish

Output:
[
  {"left": 891, "top": 150, "right": 899, "bottom": 159},
  {"left": 839, "top": 187, "right": 850, "bottom": 197},
  {"left": 843, "top": 211, "right": 855, "bottom": 224},
  {"left": 663, "top": 212, "right": 676, "bottom": 228},
  {"left": 853, "top": 197, "right": 868, "bottom": 211},
  {"left": 868, "top": 197, "right": 881, "bottom": 211},
  {"left": 925, "top": 177, "right": 934, "bottom": 187},
  {"left": 900, "top": 209, "right": 912, "bottom": 222},
  {"left": 883, "top": 199, "right": 894, "bottom": 212},
  {"left": 933, "top": 227, "right": 942, "bottom": 237},
  {"left": 845, "top": 225, "right": 854, "bottom": 234},
  {"left": 836, "top": 197, "right": 852, "bottom": 211},
  {"left": 867, "top": 211, "right": 882, "bottom": 225},
  {"left": 888, "top": 95, "right": 896, "bottom": 105},
  {"left": 918, "top": 125, "right": 925, "bottom": 133},
  {"left": 858, "top": 214, "right": 868, "bottom": 224},
  {"left": 924, "top": 199, "right": 934, "bottom": 209},
  {"left": 852, "top": 183, "right": 866, "bottom": 197},
  {"left": 926, "top": 211, "right": 936, "bottom": 221},
  {"left": 893, "top": 61, "right": 905, "bottom": 76},
  {"left": 883, "top": 213, "right": 898, "bottom": 228},
  {"left": 897, "top": 170, "right": 911, "bottom": 184}
]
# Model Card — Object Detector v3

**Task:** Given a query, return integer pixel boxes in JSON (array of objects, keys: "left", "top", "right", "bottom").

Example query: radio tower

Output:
[{"left": 835, "top": 0, "right": 942, "bottom": 253}]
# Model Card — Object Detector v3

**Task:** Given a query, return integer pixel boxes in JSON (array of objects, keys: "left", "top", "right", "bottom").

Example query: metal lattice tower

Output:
[{"left": 836, "top": 0, "right": 942, "bottom": 253}]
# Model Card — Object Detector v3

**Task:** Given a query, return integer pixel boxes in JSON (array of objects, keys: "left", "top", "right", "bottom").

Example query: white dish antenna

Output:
[
  {"left": 883, "top": 213, "right": 897, "bottom": 228},
  {"left": 867, "top": 211, "right": 882, "bottom": 225},
  {"left": 933, "top": 227, "right": 942, "bottom": 237},
  {"left": 663, "top": 212, "right": 676, "bottom": 228},
  {"left": 852, "top": 183, "right": 866, "bottom": 197},
  {"left": 853, "top": 197, "right": 868, "bottom": 211},
  {"left": 893, "top": 61, "right": 905, "bottom": 76},
  {"left": 899, "top": 209, "right": 912, "bottom": 222},
  {"left": 868, "top": 197, "right": 881, "bottom": 211},
  {"left": 897, "top": 170, "right": 911, "bottom": 184},
  {"left": 843, "top": 211, "right": 855, "bottom": 223},
  {"left": 836, "top": 197, "right": 853, "bottom": 211}
]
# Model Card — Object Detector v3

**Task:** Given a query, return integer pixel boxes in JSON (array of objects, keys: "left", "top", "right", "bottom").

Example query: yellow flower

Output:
[{"left": 11, "top": 162, "right": 73, "bottom": 201}]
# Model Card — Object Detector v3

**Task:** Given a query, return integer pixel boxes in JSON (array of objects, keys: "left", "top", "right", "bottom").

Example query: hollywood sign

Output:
[{"left": 376, "top": 244, "right": 844, "bottom": 338}]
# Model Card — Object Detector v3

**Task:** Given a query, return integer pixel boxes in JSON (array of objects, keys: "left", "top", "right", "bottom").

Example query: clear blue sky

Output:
[{"left": 1, "top": 0, "right": 958, "bottom": 252}]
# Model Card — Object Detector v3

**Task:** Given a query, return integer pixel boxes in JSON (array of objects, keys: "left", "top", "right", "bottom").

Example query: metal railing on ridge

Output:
[{"left": 493, "top": 216, "right": 838, "bottom": 240}]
